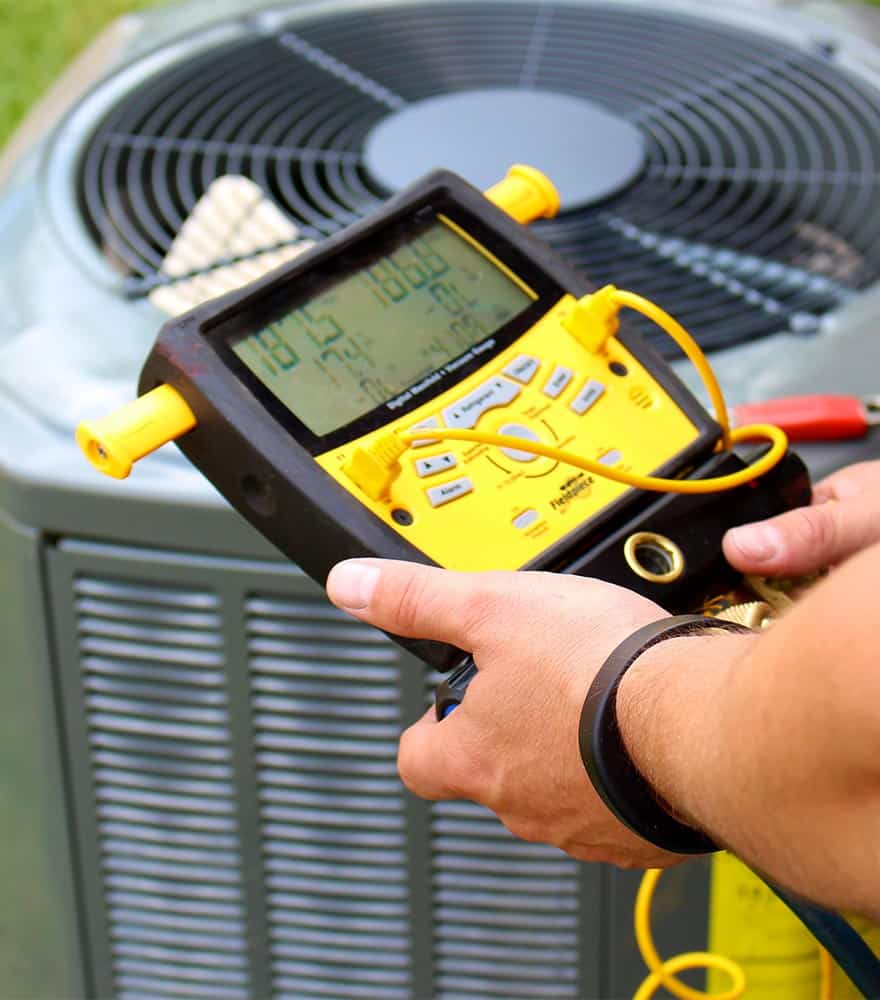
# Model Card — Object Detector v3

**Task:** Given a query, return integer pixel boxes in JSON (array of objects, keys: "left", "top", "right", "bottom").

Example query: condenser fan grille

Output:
[{"left": 77, "top": 2, "right": 880, "bottom": 352}]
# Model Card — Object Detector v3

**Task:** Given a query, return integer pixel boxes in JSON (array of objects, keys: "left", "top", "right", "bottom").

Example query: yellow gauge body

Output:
[
  {"left": 76, "top": 164, "right": 784, "bottom": 588},
  {"left": 316, "top": 294, "right": 700, "bottom": 572}
]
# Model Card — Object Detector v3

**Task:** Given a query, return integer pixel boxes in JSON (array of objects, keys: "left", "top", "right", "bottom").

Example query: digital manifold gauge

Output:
[{"left": 79, "top": 166, "right": 809, "bottom": 678}]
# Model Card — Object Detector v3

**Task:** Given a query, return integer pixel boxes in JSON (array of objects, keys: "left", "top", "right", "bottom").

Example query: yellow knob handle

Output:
[
  {"left": 76, "top": 384, "right": 197, "bottom": 479},
  {"left": 484, "top": 164, "right": 560, "bottom": 224}
]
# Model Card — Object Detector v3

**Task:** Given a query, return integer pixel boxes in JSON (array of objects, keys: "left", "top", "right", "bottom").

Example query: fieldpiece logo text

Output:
[{"left": 550, "top": 473, "right": 594, "bottom": 510}]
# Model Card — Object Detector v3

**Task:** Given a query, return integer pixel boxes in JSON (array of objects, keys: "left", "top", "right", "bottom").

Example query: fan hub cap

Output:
[{"left": 364, "top": 88, "right": 646, "bottom": 212}]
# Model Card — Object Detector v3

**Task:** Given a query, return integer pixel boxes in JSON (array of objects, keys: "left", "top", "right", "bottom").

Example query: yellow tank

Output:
[{"left": 709, "top": 853, "right": 880, "bottom": 998}]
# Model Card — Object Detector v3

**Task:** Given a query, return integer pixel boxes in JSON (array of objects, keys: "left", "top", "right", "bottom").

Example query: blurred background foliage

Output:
[
  {"left": 0, "top": 0, "right": 166, "bottom": 147},
  {"left": 0, "top": 0, "right": 878, "bottom": 149}
]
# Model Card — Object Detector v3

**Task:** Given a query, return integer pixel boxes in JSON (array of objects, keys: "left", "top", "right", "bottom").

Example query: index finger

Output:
[
  {"left": 397, "top": 704, "right": 485, "bottom": 802},
  {"left": 811, "top": 461, "right": 880, "bottom": 504}
]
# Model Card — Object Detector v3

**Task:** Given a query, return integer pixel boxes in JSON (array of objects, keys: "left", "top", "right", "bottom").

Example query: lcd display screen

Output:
[{"left": 231, "top": 218, "right": 534, "bottom": 437}]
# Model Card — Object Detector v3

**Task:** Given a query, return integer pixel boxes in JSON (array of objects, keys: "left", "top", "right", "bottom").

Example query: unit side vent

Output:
[
  {"left": 74, "top": 575, "right": 251, "bottom": 999},
  {"left": 246, "top": 592, "right": 413, "bottom": 1000},
  {"left": 424, "top": 672, "right": 583, "bottom": 998},
  {"left": 432, "top": 799, "right": 582, "bottom": 998}
]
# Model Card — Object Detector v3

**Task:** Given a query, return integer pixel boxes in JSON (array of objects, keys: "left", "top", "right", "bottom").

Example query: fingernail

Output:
[
  {"left": 327, "top": 560, "right": 380, "bottom": 610},
  {"left": 727, "top": 524, "right": 781, "bottom": 563}
]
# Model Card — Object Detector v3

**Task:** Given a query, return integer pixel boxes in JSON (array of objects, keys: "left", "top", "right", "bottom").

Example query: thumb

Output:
[
  {"left": 723, "top": 497, "right": 880, "bottom": 576},
  {"left": 326, "top": 558, "right": 518, "bottom": 652}
]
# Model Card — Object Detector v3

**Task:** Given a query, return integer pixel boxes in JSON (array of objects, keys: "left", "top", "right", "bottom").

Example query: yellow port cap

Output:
[
  {"left": 484, "top": 164, "right": 561, "bottom": 224},
  {"left": 76, "top": 384, "right": 197, "bottom": 479}
]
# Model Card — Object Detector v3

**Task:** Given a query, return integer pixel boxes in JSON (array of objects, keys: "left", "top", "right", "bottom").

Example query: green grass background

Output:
[
  {"left": 0, "top": 0, "right": 166, "bottom": 148},
  {"left": 0, "top": 0, "right": 878, "bottom": 149}
]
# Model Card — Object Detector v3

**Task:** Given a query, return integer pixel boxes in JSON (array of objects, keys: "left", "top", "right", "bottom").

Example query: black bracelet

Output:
[{"left": 579, "top": 615, "right": 752, "bottom": 855}]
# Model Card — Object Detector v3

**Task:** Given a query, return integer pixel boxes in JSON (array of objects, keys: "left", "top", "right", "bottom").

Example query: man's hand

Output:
[
  {"left": 326, "top": 559, "right": 683, "bottom": 868},
  {"left": 723, "top": 459, "right": 880, "bottom": 576}
]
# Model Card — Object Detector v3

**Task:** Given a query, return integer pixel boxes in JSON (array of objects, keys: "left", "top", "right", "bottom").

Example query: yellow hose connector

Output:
[
  {"left": 76, "top": 384, "right": 197, "bottom": 479},
  {"left": 484, "top": 164, "right": 561, "bottom": 223},
  {"left": 342, "top": 430, "right": 409, "bottom": 501}
]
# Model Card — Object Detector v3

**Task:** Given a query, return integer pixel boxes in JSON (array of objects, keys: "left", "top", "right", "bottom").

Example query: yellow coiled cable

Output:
[
  {"left": 635, "top": 867, "right": 835, "bottom": 1000},
  {"left": 634, "top": 869, "right": 746, "bottom": 1000}
]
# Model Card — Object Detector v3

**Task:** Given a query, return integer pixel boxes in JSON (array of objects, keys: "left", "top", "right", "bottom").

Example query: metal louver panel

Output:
[
  {"left": 432, "top": 801, "right": 582, "bottom": 999},
  {"left": 75, "top": 575, "right": 251, "bottom": 1000},
  {"left": 246, "top": 592, "right": 413, "bottom": 1000},
  {"left": 425, "top": 672, "right": 585, "bottom": 999},
  {"left": 51, "top": 543, "right": 612, "bottom": 999}
]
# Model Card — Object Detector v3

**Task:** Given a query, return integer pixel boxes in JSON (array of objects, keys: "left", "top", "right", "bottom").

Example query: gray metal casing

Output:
[{"left": 2, "top": 1, "right": 880, "bottom": 997}]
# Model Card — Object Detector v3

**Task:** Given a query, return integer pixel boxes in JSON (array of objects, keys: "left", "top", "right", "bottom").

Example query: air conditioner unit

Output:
[{"left": 2, "top": 2, "right": 879, "bottom": 998}]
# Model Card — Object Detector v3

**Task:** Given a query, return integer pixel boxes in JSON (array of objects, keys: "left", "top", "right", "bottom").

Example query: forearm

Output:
[{"left": 618, "top": 541, "right": 880, "bottom": 915}]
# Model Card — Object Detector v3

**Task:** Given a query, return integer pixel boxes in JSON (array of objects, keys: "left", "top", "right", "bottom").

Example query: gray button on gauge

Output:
[
  {"left": 443, "top": 377, "right": 521, "bottom": 429},
  {"left": 426, "top": 476, "right": 474, "bottom": 507},
  {"left": 503, "top": 354, "right": 540, "bottom": 384},
  {"left": 415, "top": 452, "right": 458, "bottom": 478},
  {"left": 512, "top": 509, "right": 540, "bottom": 530},
  {"left": 498, "top": 422, "right": 541, "bottom": 462},
  {"left": 543, "top": 365, "right": 574, "bottom": 399},
  {"left": 570, "top": 379, "right": 606, "bottom": 415},
  {"left": 409, "top": 416, "right": 440, "bottom": 446}
]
